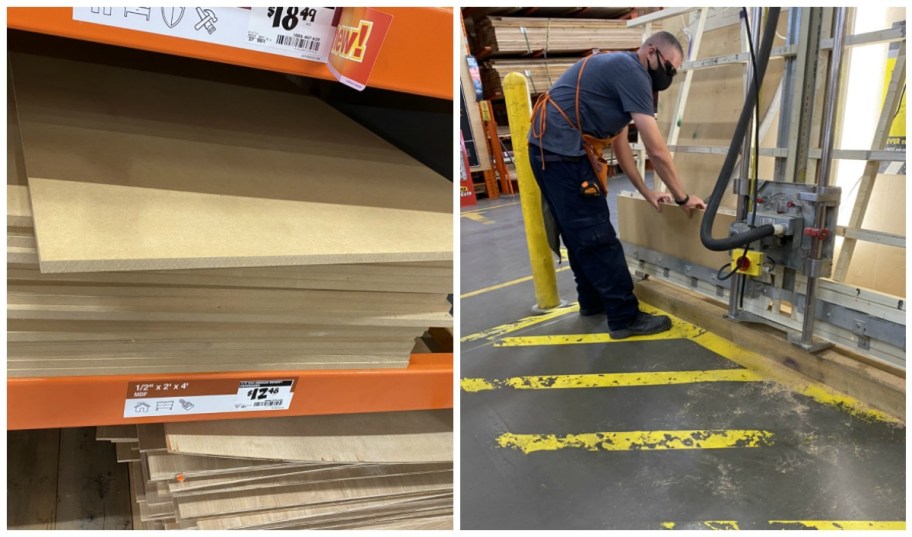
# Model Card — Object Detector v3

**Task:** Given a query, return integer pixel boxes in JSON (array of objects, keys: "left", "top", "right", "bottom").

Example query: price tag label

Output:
[
  {"left": 235, "top": 380, "right": 295, "bottom": 410},
  {"left": 124, "top": 378, "right": 296, "bottom": 418},
  {"left": 247, "top": 7, "right": 338, "bottom": 62}
]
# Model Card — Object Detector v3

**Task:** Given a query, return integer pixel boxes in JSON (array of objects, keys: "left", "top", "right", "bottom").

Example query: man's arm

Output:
[
  {"left": 631, "top": 112, "right": 706, "bottom": 215},
  {"left": 611, "top": 126, "right": 671, "bottom": 212}
]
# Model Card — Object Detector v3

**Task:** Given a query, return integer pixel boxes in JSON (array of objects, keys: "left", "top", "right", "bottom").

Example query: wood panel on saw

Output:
[{"left": 10, "top": 52, "right": 453, "bottom": 273}]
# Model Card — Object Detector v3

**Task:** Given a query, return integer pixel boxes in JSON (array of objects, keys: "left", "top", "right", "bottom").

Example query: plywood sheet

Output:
[
  {"left": 195, "top": 491, "right": 450, "bottom": 530},
  {"left": 174, "top": 470, "right": 452, "bottom": 519},
  {"left": 7, "top": 263, "right": 452, "bottom": 294},
  {"left": 96, "top": 425, "right": 138, "bottom": 442},
  {"left": 655, "top": 12, "right": 788, "bottom": 210},
  {"left": 836, "top": 173, "right": 905, "bottom": 297},
  {"left": 11, "top": 52, "right": 452, "bottom": 273},
  {"left": 27, "top": 178, "right": 453, "bottom": 273},
  {"left": 8, "top": 317, "right": 418, "bottom": 337},
  {"left": 171, "top": 463, "right": 448, "bottom": 497},
  {"left": 147, "top": 452, "right": 290, "bottom": 481},
  {"left": 617, "top": 194, "right": 733, "bottom": 270},
  {"left": 165, "top": 410, "right": 453, "bottom": 463},
  {"left": 7, "top": 185, "right": 33, "bottom": 228}
]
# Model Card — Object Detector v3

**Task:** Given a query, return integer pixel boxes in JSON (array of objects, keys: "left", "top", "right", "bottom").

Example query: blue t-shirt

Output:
[{"left": 529, "top": 51, "right": 655, "bottom": 157}]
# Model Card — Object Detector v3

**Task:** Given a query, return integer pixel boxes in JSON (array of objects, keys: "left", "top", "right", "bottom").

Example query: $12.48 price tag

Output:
[{"left": 234, "top": 379, "right": 295, "bottom": 410}]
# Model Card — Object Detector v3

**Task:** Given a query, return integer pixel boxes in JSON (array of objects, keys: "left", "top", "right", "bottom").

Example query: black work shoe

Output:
[
  {"left": 579, "top": 304, "right": 605, "bottom": 317},
  {"left": 608, "top": 311, "right": 672, "bottom": 339}
]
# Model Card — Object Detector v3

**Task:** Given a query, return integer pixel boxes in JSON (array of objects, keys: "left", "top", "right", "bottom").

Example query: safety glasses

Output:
[{"left": 655, "top": 48, "right": 677, "bottom": 77}]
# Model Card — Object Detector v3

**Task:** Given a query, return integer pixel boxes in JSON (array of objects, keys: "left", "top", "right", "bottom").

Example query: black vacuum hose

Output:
[{"left": 700, "top": 7, "right": 781, "bottom": 251}]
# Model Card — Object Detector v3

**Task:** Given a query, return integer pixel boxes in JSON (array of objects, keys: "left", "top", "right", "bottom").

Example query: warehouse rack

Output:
[
  {"left": 7, "top": 354, "right": 452, "bottom": 430},
  {"left": 7, "top": 7, "right": 454, "bottom": 431}
]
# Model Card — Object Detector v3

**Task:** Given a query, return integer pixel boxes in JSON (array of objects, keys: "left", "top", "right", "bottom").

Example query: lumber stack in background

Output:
[
  {"left": 96, "top": 411, "right": 453, "bottom": 530},
  {"left": 481, "top": 57, "right": 578, "bottom": 98},
  {"left": 474, "top": 16, "right": 655, "bottom": 57}
]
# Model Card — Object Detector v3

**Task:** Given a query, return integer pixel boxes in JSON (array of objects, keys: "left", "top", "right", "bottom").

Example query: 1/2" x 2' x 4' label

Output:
[{"left": 124, "top": 378, "right": 296, "bottom": 418}]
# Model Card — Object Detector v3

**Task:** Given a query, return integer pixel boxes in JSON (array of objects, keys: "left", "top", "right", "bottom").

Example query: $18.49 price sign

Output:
[
  {"left": 266, "top": 7, "right": 325, "bottom": 30},
  {"left": 247, "top": 7, "right": 338, "bottom": 62}
]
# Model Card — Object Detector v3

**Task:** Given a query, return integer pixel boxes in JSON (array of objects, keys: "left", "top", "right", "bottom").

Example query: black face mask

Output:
[{"left": 648, "top": 48, "right": 676, "bottom": 91}]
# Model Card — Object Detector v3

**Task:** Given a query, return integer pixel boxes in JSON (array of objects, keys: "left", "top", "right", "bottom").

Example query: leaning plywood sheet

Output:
[
  {"left": 147, "top": 452, "right": 294, "bottom": 481},
  {"left": 655, "top": 12, "right": 788, "bottom": 209},
  {"left": 165, "top": 410, "right": 453, "bottom": 463},
  {"left": 7, "top": 186, "right": 32, "bottom": 229},
  {"left": 11, "top": 52, "right": 452, "bottom": 273},
  {"left": 834, "top": 173, "right": 905, "bottom": 297}
]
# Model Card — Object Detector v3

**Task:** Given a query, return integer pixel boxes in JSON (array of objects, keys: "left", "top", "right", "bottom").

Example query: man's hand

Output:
[
  {"left": 679, "top": 194, "right": 707, "bottom": 217},
  {"left": 644, "top": 190, "right": 673, "bottom": 212}
]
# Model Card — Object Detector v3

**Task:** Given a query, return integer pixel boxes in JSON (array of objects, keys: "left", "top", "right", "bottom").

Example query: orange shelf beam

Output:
[
  {"left": 7, "top": 7, "right": 453, "bottom": 100},
  {"left": 7, "top": 353, "right": 453, "bottom": 430}
]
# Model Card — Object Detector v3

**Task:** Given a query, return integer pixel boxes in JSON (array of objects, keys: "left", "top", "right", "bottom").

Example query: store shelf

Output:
[
  {"left": 8, "top": 353, "right": 452, "bottom": 430},
  {"left": 7, "top": 7, "right": 453, "bottom": 99}
]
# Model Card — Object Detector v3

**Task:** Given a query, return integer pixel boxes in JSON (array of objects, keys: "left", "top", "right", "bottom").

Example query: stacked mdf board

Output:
[
  {"left": 96, "top": 410, "right": 453, "bottom": 530},
  {"left": 475, "top": 16, "right": 648, "bottom": 56},
  {"left": 7, "top": 52, "right": 453, "bottom": 377}
]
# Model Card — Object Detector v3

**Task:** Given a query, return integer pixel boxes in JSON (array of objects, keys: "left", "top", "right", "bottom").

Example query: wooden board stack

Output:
[
  {"left": 96, "top": 410, "right": 453, "bottom": 530},
  {"left": 474, "top": 16, "right": 650, "bottom": 56},
  {"left": 7, "top": 52, "right": 453, "bottom": 378},
  {"left": 481, "top": 58, "right": 579, "bottom": 98}
]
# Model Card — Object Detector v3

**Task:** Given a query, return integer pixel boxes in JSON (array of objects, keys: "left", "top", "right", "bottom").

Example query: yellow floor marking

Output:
[
  {"left": 661, "top": 520, "right": 904, "bottom": 530},
  {"left": 460, "top": 302, "right": 580, "bottom": 343},
  {"left": 461, "top": 265, "right": 572, "bottom": 300},
  {"left": 699, "top": 521, "right": 740, "bottom": 530},
  {"left": 688, "top": 327, "right": 899, "bottom": 425},
  {"left": 461, "top": 369, "right": 761, "bottom": 392},
  {"left": 461, "top": 200, "right": 521, "bottom": 215},
  {"left": 461, "top": 212, "right": 493, "bottom": 225},
  {"left": 473, "top": 298, "right": 898, "bottom": 424},
  {"left": 497, "top": 429, "right": 774, "bottom": 454},
  {"left": 495, "top": 319, "right": 704, "bottom": 346},
  {"left": 768, "top": 521, "right": 905, "bottom": 530}
]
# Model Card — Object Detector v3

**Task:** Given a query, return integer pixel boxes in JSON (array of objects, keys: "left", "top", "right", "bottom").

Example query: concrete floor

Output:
[{"left": 459, "top": 193, "right": 905, "bottom": 530}]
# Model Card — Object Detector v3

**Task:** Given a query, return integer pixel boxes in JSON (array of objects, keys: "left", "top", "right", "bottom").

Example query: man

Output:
[{"left": 528, "top": 31, "right": 707, "bottom": 339}]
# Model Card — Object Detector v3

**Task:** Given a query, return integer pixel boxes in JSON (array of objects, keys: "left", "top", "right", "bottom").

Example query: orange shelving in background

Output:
[
  {"left": 8, "top": 353, "right": 452, "bottom": 430},
  {"left": 7, "top": 7, "right": 453, "bottom": 99},
  {"left": 7, "top": 6, "right": 455, "bottom": 432}
]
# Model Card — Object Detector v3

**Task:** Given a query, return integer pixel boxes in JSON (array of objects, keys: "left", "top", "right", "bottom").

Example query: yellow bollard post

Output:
[{"left": 502, "top": 72, "right": 561, "bottom": 312}]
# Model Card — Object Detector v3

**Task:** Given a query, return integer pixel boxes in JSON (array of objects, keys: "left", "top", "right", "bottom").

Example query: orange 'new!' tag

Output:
[{"left": 327, "top": 8, "right": 393, "bottom": 91}]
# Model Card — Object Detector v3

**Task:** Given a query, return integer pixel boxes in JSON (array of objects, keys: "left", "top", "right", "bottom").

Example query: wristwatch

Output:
[{"left": 674, "top": 194, "right": 690, "bottom": 206}]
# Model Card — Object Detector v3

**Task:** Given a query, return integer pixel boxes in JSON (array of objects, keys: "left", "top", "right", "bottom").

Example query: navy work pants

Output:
[{"left": 529, "top": 147, "right": 639, "bottom": 330}]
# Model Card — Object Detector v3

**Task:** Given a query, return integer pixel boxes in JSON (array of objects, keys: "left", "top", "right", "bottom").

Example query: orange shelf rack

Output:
[
  {"left": 8, "top": 353, "right": 452, "bottom": 430},
  {"left": 7, "top": 7, "right": 453, "bottom": 100}
]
